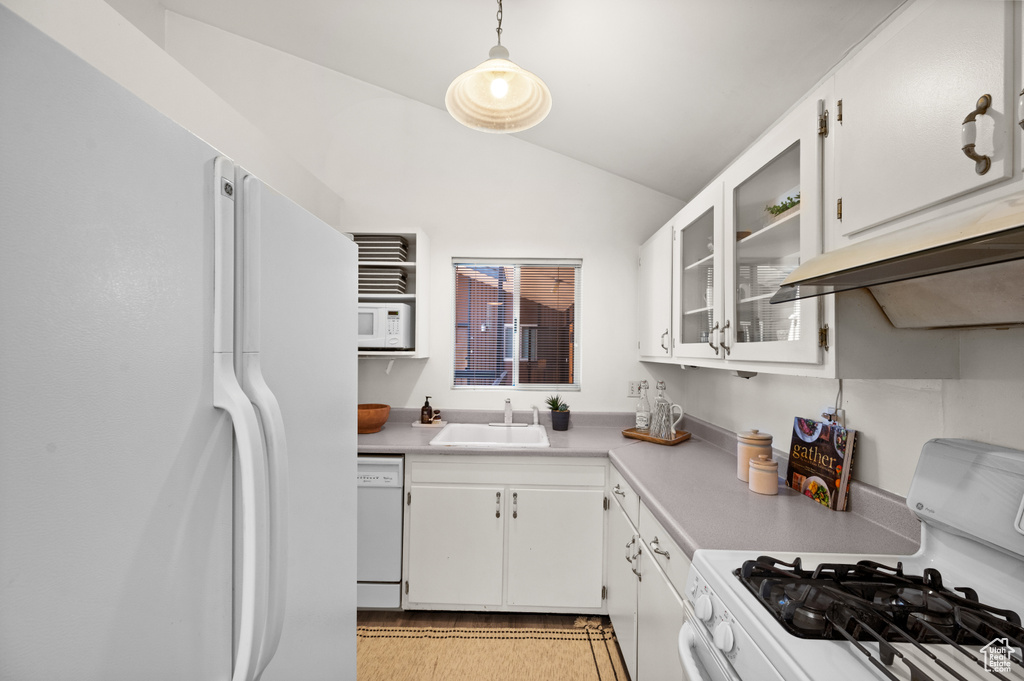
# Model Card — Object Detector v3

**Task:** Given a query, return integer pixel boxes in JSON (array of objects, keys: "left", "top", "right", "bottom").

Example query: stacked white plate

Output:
[
  {"left": 359, "top": 266, "right": 407, "bottom": 294},
  {"left": 354, "top": 235, "right": 408, "bottom": 262}
]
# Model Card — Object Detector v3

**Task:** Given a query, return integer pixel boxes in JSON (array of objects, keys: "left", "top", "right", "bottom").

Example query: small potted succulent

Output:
[{"left": 545, "top": 395, "right": 570, "bottom": 431}]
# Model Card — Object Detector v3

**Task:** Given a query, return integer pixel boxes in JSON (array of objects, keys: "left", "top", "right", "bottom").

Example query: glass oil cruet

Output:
[{"left": 635, "top": 380, "right": 651, "bottom": 433}]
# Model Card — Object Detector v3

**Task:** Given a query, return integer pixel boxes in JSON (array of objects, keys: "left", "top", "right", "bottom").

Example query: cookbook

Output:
[{"left": 784, "top": 417, "right": 856, "bottom": 511}]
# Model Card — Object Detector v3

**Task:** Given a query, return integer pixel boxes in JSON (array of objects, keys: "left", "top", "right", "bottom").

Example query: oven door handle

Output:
[{"left": 678, "top": 622, "right": 707, "bottom": 680}]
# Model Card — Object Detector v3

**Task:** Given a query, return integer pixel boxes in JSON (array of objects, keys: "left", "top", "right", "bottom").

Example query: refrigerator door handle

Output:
[
  {"left": 244, "top": 357, "right": 289, "bottom": 678},
  {"left": 214, "top": 355, "right": 269, "bottom": 681},
  {"left": 238, "top": 174, "right": 288, "bottom": 677},
  {"left": 214, "top": 157, "right": 269, "bottom": 681}
]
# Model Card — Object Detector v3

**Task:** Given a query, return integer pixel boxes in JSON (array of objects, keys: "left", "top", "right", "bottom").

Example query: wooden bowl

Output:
[{"left": 357, "top": 403, "right": 391, "bottom": 434}]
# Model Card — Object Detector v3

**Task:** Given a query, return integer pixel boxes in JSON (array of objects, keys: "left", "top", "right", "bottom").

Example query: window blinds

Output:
[{"left": 453, "top": 262, "right": 580, "bottom": 389}]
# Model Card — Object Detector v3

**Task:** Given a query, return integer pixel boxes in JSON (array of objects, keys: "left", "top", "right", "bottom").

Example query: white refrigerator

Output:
[{"left": 0, "top": 7, "right": 357, "bottom": 680}]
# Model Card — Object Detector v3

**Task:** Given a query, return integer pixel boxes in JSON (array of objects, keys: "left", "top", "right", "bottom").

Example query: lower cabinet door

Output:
[
  {"left": 406, "top": 484, "right": 504, "bottom": 606},
  {"left": 506, "top": 487, "right": 605, "bottom": 608},
  {"left": 605, "top": 502, "right": 639, "bottom": 681},
  {"left": 637, "top": 554, "right": 686, "bottom": 681}
]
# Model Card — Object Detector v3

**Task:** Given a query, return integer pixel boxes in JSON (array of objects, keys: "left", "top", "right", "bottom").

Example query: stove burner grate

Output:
[{"left": 734, "top": 555, "right": 1024, "bottom": 681}]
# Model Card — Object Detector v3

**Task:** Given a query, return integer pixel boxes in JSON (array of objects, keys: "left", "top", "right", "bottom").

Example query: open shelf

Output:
[{"left": 352, "top": 229, "right": 430, "bottom": 359}]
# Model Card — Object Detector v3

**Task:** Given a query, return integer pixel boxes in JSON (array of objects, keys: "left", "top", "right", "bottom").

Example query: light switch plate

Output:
[{"left": 628, "top": 381, "right": 641, "bottom": 398}]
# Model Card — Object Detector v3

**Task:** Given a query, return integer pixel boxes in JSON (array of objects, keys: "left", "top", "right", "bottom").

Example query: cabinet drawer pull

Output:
[
  {"left": 708, "top": 322, "right": 720, "bottom": 355},
  {"left": 612, "top": 484, "right": 626, "bottom": 498},
  {"left": 961, "top": 94, "right": 992, "bottom": 175},
  {"left": 651, "top": 536, "right": 671, "bottom": 559},
  {"left": 495, "top": 491, "right": 501, "bottom": 518},
  {"left": 720, "top": 320, "right": 731, "bottom": 356},
  {"left": 660, "top": 329, "right": 669, "bottom": 352},
  {"left": 625, "top": 535, "right": 635, "bottom": 563},
  {"left": 512, "top": 491, "right": 518, "bottom": 519}
]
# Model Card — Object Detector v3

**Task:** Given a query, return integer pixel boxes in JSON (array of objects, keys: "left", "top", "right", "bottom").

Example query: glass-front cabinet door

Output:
[
  {"left": 720, "top": 94, "right": 824, "bottom": 364},
  {"left": 672, "top": 182, "right": 724, "bottom": 360}
]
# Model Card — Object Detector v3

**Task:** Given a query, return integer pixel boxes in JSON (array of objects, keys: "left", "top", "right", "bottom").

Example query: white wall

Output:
[
  {"left": 162, "top": 13, "right": 686, "bottom": 413},
  {"left": 0, "top": 0, "right": 342, "bottom": 227},
  {"left": 675, "top": 326, "right": 1024, "bottom": 496}
]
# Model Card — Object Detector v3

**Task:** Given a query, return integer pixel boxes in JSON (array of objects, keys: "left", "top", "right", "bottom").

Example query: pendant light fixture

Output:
[{"left": 445, "top": 0, "right": 551, "bottom": 133}]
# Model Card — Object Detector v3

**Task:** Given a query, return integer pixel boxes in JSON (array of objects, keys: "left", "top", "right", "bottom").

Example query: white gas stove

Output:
[{"left": 682, "top": 439, "right": 1024, "bottom": 681}]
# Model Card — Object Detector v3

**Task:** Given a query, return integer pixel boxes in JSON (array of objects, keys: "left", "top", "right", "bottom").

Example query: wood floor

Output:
[{"left": 357, "top": 609, "right": 605, "bottom": 630}]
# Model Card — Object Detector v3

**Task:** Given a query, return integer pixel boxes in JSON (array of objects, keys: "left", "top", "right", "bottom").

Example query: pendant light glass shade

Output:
[{"left": 446, "top": 44, "right": 552, "bottom": 133}]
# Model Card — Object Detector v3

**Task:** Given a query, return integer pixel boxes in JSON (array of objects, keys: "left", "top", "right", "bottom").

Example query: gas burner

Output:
[
  {"left": 735, "top": 556, "right": 1024, "bottom": 653},
  {"left": 780, "top": 583, "right": 836, "bottom": 633}
]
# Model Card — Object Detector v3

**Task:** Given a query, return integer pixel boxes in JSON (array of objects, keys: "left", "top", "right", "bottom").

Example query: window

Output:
[{"left": 453, "top": 260, "right": 581, "bottom": 389}]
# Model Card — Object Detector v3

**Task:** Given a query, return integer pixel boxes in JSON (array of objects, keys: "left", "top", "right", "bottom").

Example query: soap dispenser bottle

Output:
[{"left": 420, "top": 396, "right": 433, "bottom": 425}]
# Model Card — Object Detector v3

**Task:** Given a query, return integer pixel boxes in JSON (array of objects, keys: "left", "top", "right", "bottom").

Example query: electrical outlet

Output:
[
  {"left": 821, "top": 406, "right": 846, "bottom": 423},
  {"left": 628, "top": 381, "right": 641, "bottom": 398}
]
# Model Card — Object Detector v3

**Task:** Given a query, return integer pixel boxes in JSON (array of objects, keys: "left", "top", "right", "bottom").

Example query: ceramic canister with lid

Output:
[
  {"left": 737, "top": 429, "right": 773, "bottom": 482},
  {"left": 748, "top": 454, "right": 779, "bottom": 495}
]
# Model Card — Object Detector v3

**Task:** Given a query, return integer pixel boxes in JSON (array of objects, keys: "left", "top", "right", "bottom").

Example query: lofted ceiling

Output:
[{"left": 147, "top": 0, "right": 905, "bottom": 202}]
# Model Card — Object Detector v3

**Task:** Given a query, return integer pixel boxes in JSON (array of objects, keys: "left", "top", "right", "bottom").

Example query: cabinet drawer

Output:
[
  {"left": 640, "top": 502, "right": 690, "bottom": 596},
  {"left": 409, "top": 456, "right": 606, "bottom": 488},
  {"left": 609, "top": 465, "right": 640, "bottom": 527}
]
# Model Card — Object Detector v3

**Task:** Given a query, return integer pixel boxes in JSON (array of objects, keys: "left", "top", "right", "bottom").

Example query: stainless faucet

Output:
[
  {"left": 532, "top": 406, "right": 540, "bottom": 425},
  {"left": 504, "top": 398, "right": 513, "bottom": 425}
]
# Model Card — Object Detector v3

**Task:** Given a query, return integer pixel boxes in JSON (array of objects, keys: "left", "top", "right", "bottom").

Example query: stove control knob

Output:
[
  {"left": 694, "top": 595, "right": 713, "bottom": 622},
  {"left": 713, "top": 622, "right": 735, "bottom": 653}
]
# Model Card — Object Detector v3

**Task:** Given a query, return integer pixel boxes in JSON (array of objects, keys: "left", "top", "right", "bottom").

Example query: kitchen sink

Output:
[{"left": 429, "top": 423, "right": 550, "bottom": 448}]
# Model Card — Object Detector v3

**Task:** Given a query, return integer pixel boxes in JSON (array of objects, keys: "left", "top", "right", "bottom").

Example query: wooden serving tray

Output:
[{"left": 621, "top": 428, "right": 691, "bottom": 446}]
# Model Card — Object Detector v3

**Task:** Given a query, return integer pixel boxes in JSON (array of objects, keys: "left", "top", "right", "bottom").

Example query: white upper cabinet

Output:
[
  {"left": 671, "top": 181, "right": 724, "bottom": 361},
  {"left": 832, "top": 0, "right": 1016, "bottom": 240},
  {"left": 638, "top": 223, "right": 674, "bottom": 359},
  {"left": 720, "top": 94, "right": 825, "bottom": 364},
  {"left": 673, "top": 93, "right": 826, "bottom": 367}
]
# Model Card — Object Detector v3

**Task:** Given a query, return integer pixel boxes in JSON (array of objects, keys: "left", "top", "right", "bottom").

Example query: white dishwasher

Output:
[{"left": 356, "top": 455, "right": 404, "bottom": 608}]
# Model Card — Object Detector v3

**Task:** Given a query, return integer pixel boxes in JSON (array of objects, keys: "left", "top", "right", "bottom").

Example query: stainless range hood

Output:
[{"left": 770, "top": 195, "right": 1024, "bottom": 328}]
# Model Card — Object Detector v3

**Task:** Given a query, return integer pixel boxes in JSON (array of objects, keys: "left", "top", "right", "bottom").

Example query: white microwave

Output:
[{"left": 358, "top": 302, "right": 413, "bottom": 350}]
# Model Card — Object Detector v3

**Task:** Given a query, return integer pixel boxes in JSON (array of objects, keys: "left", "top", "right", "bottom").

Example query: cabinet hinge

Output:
[
  {"left": 837, "top": 99, "right": 843, "bottom": 123},
  {"left": 819, "top": 324, "right": 830, "bottom": 351},
  {"left": 603, "top": 496, "right": 610, "bottom": 511},
  {"left": 407, "top": 491, "right": 411, "bottom": 505},
  {"left": 836, "top": 198, "right": 843, "bottom": 221},
  {"left": 817, "top": 108, "right": 829, "bottom": 137},
  {"left": 404, "top": 581, "right": 409, "bottom": 595},
  {"left": 602, "top": 585, "right": 607, "bottom": 600}
]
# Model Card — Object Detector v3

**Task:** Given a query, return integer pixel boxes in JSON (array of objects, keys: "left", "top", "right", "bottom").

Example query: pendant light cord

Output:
[{"left": 496, "top": 0, "right": 503, "bottom": 45}]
